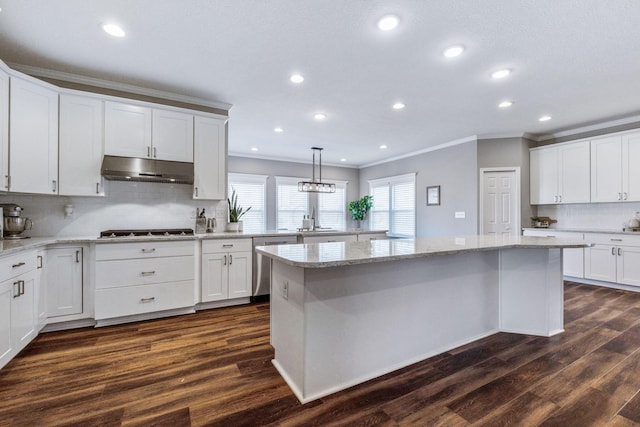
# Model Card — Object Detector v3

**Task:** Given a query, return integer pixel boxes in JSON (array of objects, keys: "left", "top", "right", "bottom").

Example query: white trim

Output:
[
  {"left": 8, "top": 62, "right": 232, "bottom": 111},
  {"left": 479, "top": 167, "right": 521, "bottom": 236},
  {"left": 228, "top": 152, "right": 357, "bottom": 169},
  {"left": 368, "top": 172, "right": 416, "bottom": 186},
  {"left": 535, "top": 114, "right": 640, "bottom": 142},
  {"left": 360, "top": 136, "right": 477, "bottom": 168}
]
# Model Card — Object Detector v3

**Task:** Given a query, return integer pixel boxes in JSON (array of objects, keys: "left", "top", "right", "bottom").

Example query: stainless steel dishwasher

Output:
[{"left": 252, "top": 235, "right": 298, "bottom": 302}]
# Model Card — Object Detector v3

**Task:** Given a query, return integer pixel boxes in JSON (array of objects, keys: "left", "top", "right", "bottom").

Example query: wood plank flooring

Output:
[{"left": 1, "top": 281, "right": 640, "bottom": 426}]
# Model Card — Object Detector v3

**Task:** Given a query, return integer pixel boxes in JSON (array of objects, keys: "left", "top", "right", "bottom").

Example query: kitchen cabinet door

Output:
[
  {"left": 558, "top": 141, "right": 590, "bottom": 203},
  {"left": 11, "top": 271, "right": 36, "bottom": 354},
  {"left": 9, "top": 76, "right": 59, "bottom": 194},
  {"left": 0, "top": 279, "right": 14, "bottom": 369},
  {"left": 228, "top": 251, "right": 251, "bottom": 299},
  {"left": 104, "top": 101, "right": 152, "bottom": 159},
  {"left": 59, "top": 95, "right": 105, "bottom": 196},
  {"left": 584, "top": 244, "right": 617, "bottom": 283},
  {"left": 590, "top": 136, "right": 623, "bottom": 203},
  {"left": 622, "top": 131, "right": 640, "bottom": 202},
  {"left": 46, "top": 248, "right": 83, "bottom": 318},
  {"left": 202, "top": 253, "right": 228, "bottom": 302},
  {"left": 193, "top": 115, "right": 227, "bottom": 200},
  {"left": 0, "top": 68, "right": 8, "bottom": 192},
  {"left": 35, "top": 250, "right": 47, "bottom": 331},
  {"left": 530, "top": 147, "right": 558, "bottom": 204},
  {"left": 616, "top": 246, "right": 640, "bottom": 287},
  {"left": 152, "top": 109, "right": 193, "bottom": 162}
]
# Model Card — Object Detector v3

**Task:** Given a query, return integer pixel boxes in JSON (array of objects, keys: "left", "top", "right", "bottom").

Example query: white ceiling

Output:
[{"left": 1, "top": 0, "right": 639, "bottom": 167}]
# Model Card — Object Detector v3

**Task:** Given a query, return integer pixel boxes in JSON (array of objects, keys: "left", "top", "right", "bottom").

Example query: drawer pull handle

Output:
[
  {"left": 610, "top": 239, "right": 623, "bottom": 242},
  {"left": 11, "top": 262, "right": 25, "bottom": 268},
  {"left": 222, "top": 244, "right": 234, "bottom": 248},
  {"left": 13, "top": 281, "right": 20, "bottom": 298},
  {"left": 141, "top": 271, "right": 156, "bottom": 276},
  {"left": 140, "top": 297, "right": 155, "bottom": 303},
  {"left": 141, "top": 248, "right": 156, "bottom": 253}
]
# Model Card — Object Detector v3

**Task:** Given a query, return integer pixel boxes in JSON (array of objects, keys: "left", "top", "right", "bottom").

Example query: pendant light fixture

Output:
[{"left": 298, "top": 147, "right": 336, "bottom": 193}]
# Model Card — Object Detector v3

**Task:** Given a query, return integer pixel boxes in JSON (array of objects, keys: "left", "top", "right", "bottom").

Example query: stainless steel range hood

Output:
[{"left": 100, "top": 155, "right": 194, "bottom": 184}]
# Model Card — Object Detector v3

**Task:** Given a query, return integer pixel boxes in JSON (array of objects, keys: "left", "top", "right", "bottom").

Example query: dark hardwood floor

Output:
[{"left": 2, "top": 281, "right": 640, "bottom": 426}]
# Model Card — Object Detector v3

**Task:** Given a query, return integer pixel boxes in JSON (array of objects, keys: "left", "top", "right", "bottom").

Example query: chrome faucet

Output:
[{"left": 311, "top": 207, "right": 317, "bottom": 230}]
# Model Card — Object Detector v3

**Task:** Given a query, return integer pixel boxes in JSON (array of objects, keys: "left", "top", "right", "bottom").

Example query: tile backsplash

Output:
[
  {"left": 537, "top": 202, "right": 640, "bottom": 230},
  {"left": 0, "top": 181, "right": 226, "bottom": 237}
]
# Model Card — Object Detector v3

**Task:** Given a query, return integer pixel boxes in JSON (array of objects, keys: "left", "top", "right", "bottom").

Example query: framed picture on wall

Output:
[{"left": 426, "top": 185, "right": 440, "bottom": 206}]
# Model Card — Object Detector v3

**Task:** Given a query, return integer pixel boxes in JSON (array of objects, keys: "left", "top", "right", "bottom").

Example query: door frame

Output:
[{"left": 479, "top": 167, "right": 521, "bottom": 235}]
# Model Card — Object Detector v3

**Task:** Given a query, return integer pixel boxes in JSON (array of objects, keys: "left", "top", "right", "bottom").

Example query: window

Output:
[
  {"left": 276, "top": 177, "right": 309, "bottom": 230},
  {"left": 369, "top": 173, "right": 416, "bottom": 237},
  {"left": 318, "top": 181, "right": 347, "bottom": 230},
  {"left": 228, "top": 173, "right": 267, "bottom": 232}
]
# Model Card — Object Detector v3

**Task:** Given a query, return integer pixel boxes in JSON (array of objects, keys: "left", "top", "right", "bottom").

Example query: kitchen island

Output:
[{"left": 256, "top": 235, "right": 591, "bottom": 403}]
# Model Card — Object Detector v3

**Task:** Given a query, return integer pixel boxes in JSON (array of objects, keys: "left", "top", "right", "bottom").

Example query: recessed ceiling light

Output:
[
  {"left": 443, "top": 45, "right": 465, "bottom": 58},
  {"left": 539, "top": 115, "right": 552, "bottom": 122},
  {"left": 314, "top": 113, "right": 327, "bottom": 120},
  {"left": 379, "top": 144, "right": 388, "bottom": 149},
  {"left": 491, "top": 69, "right": 511, "bottom": 79},
  {"left": 251, "top": 147, "right": 259, "bottom": 152},
  {"left": 392, "top": 102, "right": 406, "bottom": 110},
  {"left": 498, "top": 101, "right": 513, "bottom": 108},
  {"left": 102, "top": 23, "right": 126, "bottom": 38},
  {"left": 377, "top": 15, "right": 400, "bottom": 31},
  {"left": 274, "top": 127, "right": 284, "bottom": 133},
  {"left": 290, "top": 74, "right": 304, "bottom": 84},
  {"left": 340, "top": 158, "right": 347, "bottom": 162}
]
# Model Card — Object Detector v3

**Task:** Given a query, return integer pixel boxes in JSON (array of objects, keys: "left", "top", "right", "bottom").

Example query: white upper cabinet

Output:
[
  {"left": 104, "top": 101, "right": 152, "bottom": 159},
  {"left": 105, "top": 101, "right": 195, "bottom": 162},
  {"left": 152, "top": 109, "right": 193, "bottom": 162},
  {"left": 193, "top": 115, "right": 227, "bottom": 200},
  {"left": 9, "top": 76, "right": 59, "bottom": 194},
  {"left": 530, "top": 141, "right": 590, "bottom": 204},
  {"left": 0, "top": 68, "right": 8, "bottom": 192},
  {"left": 59, "top": 94, "right": 105, "bottom": 196},
  {"left": 591, "top": 131, "right": 640, "bottom": 203}
]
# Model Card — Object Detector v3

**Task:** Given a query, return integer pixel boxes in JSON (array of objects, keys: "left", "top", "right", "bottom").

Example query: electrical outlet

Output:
[
  {"left": 455, "top": 211, "right": 466, "bottom": 219},
  {"left": 282, "top": 281, "right": 289, "bottom": 300}
]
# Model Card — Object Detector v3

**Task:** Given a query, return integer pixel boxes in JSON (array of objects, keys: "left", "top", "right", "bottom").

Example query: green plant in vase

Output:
[
  {"left": 348, "top": 195, "right": 373, "bottom": 229},
  {"left": 227, "top": 187, "right": 251, "bottom": 231}
]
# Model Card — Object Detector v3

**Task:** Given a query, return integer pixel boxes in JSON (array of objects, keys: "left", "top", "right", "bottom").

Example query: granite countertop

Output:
[
  {"left": 256, "top": 235, "right": 592, "bottom": 268},
  {"left": 0, "top": 229, "right": 388, "bottom": 257},
  {"left": 522, "top": 227, "right": 636, "bottom": 235}
]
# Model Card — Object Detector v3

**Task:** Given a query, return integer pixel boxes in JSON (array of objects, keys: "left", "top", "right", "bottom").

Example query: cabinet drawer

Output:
[
  {"left": 96, "top": 240, "right": 195, "bottom": 261},
  {"left": 95, "top": 255, "right": 194, "bottom": 289},
  {"left": 303, "top": 234, "right": 357, "bottom": 244},
  {"left": 584, "top": 233, "right": 640, "bottom": 246},
  {"left": 357, "top": 232, "right": 387, "bottom": 241},
  {"left": 0, "top": 251, "right": 36, "bottom": 283},
  {"left": 95, "top": 280, "right": 195, "bottom": 320},
  {"left": 202, "top": 238, "right": 252, "bottom": 254}
]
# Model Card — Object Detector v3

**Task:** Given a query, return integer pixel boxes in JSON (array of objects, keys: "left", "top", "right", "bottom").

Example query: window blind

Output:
[
  {"left": 369, "top": 173, "right": 416, "bottom": 237},
  {"left": 276, "top": 177, "right": 309, "bottom": 230},
  {"left": 228, "top": 173, "right": 267, "bottom": 233},
  {"left": 318, "top": 181, "right": 347, "bottom": 230}
]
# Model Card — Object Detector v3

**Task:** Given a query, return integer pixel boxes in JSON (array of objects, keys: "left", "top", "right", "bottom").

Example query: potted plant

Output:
[
  {"left": 348, "top": 195, "right": 373, "bottom": 229},
  {"left": 227, "top": 187, "right": 251, "bottom": 232}
]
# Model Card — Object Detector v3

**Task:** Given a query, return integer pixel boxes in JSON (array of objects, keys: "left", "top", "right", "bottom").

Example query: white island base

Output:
[{"left": 269, "top": 247, "right": 563, "bottom": 404}]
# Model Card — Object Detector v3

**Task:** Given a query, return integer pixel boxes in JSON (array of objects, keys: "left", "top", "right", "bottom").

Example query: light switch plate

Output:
[{"left": 455, "top": 211, "right": 466, "bottom": 219}]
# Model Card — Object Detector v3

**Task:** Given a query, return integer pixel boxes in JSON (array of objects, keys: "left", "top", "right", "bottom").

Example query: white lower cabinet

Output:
[
  {"left": 46, "top": 247, "right": 83, "bottom": 318},
  {"left": 95, "top": 241, "right": 195, "bottom": 321},
  {"left": 584, "top": 233, "right": 640, "bottom": 287},
  {"left": 201, "top": 239, "right": 252, "bottom": 302},
  {"left": 35, "top": 250, "right": 46, "bottom": 331},
  {"left": 0, "top": 250, "right": 37, "bottom": 370}
]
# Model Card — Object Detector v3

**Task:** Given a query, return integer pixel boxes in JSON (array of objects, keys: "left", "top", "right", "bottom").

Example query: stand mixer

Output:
[{"left": 0, "top": 204, "right": 33, "bottom": 239}]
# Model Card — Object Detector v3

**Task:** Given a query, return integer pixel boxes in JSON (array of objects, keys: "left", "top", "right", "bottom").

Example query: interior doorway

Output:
[{"left": 479, "top": 168, "right": 521, "bottom": 236}]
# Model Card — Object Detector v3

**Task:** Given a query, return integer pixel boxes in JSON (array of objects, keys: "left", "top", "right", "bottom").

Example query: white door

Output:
[
  {"left": 622, "top": 131, "right": 640, "bottom": 202},
  {"left": 104, "top": 101, "right": 152, "bottom": 158},
  {"left": 558, "top": 141, "right": 590, "bottom": 203},
  {"left": 193, "top": 116, "right": 227, "bottom": 200},
  {"left": 0, "top": 279, "right": 14, "bottom": 369},
  {"left": 47, "top": 248, "right": 83, "bottom": 317},
  {"left": 481, "top": 170, "right": 519, "bottom": 236},
  {"left": 530, "top": 148, "right": 558, "bottom": 204},
  {"left": 12, "top": 271, "right": 36, "bottom": 353},
  {"left": 35, "top": 250, "right": 47, "bottom": 330},
  {"left": 0, "top": 68, "right": 8, "bottom": 191},
  {"left": 228, "top": 251, "right": 252, "bottom": 299},
  {"left": 616, "top": 245, "right": 640, "bottom": 287},
  {"left": 152, "top": 109, "right": 194, "bottom": 162},
  {"left": 591, "top": 136, "right": 622, "bottom": 202},
  {"left": 201, "top": 253, "right": 228, "bottom": 301},
  {"left": 584, "top": 244, "right": 617, "bottom": 282}
]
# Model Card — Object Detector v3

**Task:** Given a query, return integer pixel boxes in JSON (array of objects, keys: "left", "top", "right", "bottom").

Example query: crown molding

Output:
[
  {"left": 8, "top": 62, "right": 233, "bottom": 111},
  {"left": 227, "top": 153, "right": 357, "bottom": 169},
  {"left": 358, "top": 135, "right": 478, "bottom": 169},
  {"left": 534, "top": 114, "right": 640, "bottom": 142}
]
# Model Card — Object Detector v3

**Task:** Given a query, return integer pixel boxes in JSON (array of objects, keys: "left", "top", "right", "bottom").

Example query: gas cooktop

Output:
[{"left": 99, "top": 228, "right": 195, "bottom": 238}]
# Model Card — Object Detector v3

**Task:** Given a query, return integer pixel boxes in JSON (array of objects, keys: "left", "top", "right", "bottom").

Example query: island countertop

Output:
[{"left": 255, "top": 234, "right": 592, "bottom": 268}]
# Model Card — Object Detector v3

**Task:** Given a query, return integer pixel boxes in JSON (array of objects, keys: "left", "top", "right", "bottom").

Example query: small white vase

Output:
[{"left": 226, "top": 222, "right": 240, "bottom": 232}]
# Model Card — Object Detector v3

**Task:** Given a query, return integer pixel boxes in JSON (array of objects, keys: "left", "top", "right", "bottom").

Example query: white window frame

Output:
[
  {"left": 275, "top": 176, "right": 309, "bottom": 231},
  {"left": 228, "top": 172, "right": 267, "bottom": 232},
  {"left": 318, "top": 180, "right": 348, "bottom": 230},
  {"left": 368, "top": 173, "right": 416, "bottom": 238}
]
